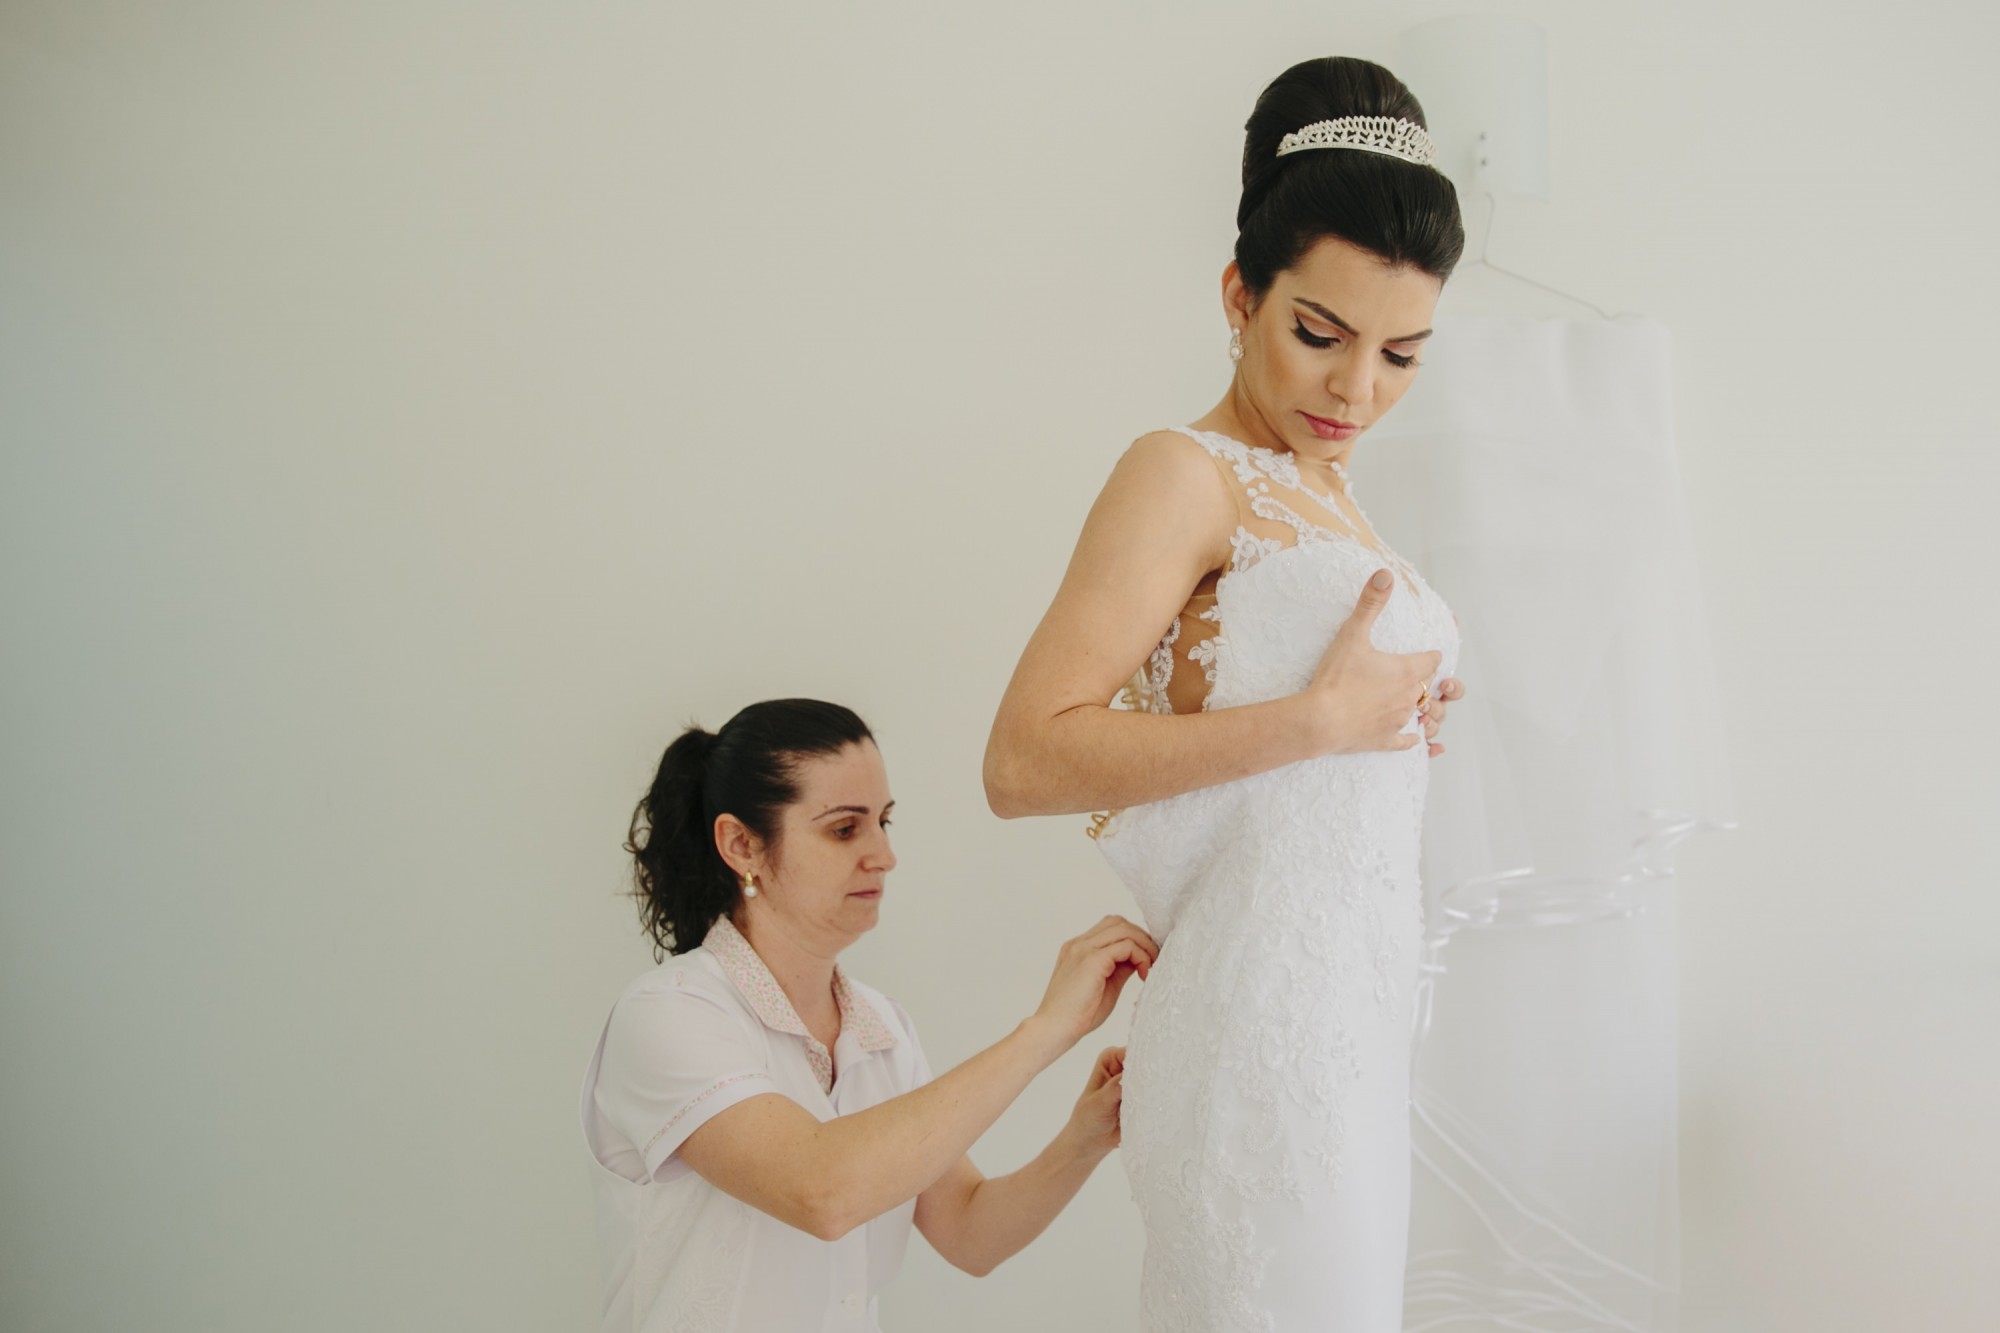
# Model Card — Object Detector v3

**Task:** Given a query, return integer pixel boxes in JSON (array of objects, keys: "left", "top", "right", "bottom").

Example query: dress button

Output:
[{"left": 840, "top": 1292, "right": 866, "bottom": 1313}]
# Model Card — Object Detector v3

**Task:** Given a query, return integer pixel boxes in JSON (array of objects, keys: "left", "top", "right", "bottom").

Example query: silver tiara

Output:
[{"left": 1274, "top": 115, "right": 1439, "bottom": 168}]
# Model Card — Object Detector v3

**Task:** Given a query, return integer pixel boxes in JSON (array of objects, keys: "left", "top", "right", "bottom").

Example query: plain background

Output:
[{"left": 3, "top": 2, "right": 1995, "bottom": 1330}]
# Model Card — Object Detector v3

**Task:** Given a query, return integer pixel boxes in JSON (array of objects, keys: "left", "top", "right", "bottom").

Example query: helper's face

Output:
[
  {"left": 1226, "top": 234, "right": 1442, "bottom": 467},
  {"left": 756, "top": 740, "right": 896, "bottom": 950}
]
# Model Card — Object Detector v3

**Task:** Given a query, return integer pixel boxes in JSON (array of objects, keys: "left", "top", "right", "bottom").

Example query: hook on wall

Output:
[
  {"left": 1457, "top": 186, "right": 1643, "bottom": 322},
  {"left": 1395, "top": 18, "right": 1645, "bottom": 322}
]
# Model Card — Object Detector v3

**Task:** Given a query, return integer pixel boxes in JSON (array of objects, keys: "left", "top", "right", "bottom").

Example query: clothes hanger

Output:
[{"left": 1454, "top": 186, "right": 1644, "bottom": 321}]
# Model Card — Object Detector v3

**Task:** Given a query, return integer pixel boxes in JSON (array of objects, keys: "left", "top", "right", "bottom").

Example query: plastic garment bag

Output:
[{"left": 1361, "top": 315, "right": 1737, "bottom": 1333}]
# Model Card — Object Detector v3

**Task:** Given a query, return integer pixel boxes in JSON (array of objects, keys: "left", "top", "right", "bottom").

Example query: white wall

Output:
[{"left": 2, "top": 3, "right": 1993, "bottom": 1330}]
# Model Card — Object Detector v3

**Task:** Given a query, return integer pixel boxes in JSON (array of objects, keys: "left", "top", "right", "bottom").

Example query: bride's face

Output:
[{"left": 1225, "top": 235, "right": 1442, "bottom": 466}]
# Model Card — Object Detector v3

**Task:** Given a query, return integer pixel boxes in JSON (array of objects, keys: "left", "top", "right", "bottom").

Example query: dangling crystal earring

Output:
[
  {"left": 740, "top": 871, "right": 759, "bottom": 899},
  {"left": 1228, "top": 327, "right": 1244, "bottom": 363}
]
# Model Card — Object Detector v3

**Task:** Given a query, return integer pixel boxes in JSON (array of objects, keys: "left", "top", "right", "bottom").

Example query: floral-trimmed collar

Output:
[{"left": 703, "top": 915, "right": 898, "bottom": 1093}]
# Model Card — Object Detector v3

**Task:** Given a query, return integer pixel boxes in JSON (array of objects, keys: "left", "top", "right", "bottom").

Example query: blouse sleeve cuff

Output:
[{"left": 641, "top": 1070, "right": 777, "bottom": 1178}]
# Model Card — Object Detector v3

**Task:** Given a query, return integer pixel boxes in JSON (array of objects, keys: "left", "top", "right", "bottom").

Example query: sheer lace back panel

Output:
[{"left": 1126, "top": 425, "right": 1433, "bottom": 718}]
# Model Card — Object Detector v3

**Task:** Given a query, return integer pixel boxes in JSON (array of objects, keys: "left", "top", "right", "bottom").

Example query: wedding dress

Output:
[{"left": 1094, "top": 424, "right": 1461, "bottom": 1332}]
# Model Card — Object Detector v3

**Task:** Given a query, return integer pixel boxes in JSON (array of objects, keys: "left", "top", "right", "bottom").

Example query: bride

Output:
[{"left": 983, "top": 57, "right": 1467, "bottom": 1331}]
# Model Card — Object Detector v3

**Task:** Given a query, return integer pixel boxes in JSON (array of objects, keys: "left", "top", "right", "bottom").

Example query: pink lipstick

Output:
[{"left": 1300, "top": 411, "right": 1358, "bottom": 442}]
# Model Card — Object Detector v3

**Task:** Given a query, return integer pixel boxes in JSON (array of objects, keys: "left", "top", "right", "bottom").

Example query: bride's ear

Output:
[{"left": 1221, "top": 262, "right": 1256, "bottom": 334}]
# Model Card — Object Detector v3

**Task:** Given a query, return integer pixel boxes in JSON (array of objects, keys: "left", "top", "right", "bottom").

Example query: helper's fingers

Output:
[
  {"left": 1083, "top": 914, "right": 1155, "bottom": 949},
  {"left": 1094, "top": 938, "right": 1151, "bottom": 983},
  {"left": 1070, "top": 915, "right": 1120, "bottom": 948},
  {"left": 1085, "top": 918, "right": 1160, "bottom": 968}
]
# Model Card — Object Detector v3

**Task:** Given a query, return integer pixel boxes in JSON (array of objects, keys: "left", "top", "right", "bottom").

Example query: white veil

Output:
[{"left": 1361, "top": 315, "right": 1737, "bottom": 1332}]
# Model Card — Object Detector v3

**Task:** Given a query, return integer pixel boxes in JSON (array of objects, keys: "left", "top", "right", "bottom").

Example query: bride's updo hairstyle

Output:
[
  {"left": 1235, "top": 56, "right": 1465, "bottom": 299},
  {"left": 626, "top": 698, "right": 875, "bottom": 958}
]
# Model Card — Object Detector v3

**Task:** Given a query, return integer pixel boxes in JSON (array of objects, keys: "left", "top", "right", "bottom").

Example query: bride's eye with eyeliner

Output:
[
  {"left": 1385, "top": 350, "right": 1417, "bottom": 368},
  {"left": 1291, "top": 320, "right": 1335, "bottom": 349}
]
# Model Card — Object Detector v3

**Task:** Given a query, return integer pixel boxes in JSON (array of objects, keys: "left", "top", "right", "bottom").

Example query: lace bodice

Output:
[{"left": 1123, "top": 427, "right": 1445, "bottom": 720}]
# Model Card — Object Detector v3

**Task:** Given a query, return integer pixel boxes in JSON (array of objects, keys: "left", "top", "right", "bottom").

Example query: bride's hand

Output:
[
  {"left": 1028, "top": 916, "right": 1157, "bottom": 1054},
  {"left": 1420, "top": 676, "right": 1465, "bottom": 756},
  {"left": 1304, "top": 568, "right": 1444, "bottom": 755}
]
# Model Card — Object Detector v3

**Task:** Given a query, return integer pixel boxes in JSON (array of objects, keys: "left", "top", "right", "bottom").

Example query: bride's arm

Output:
[{"left": 983, "top": 431, "right": 1421, "bottom": 819}]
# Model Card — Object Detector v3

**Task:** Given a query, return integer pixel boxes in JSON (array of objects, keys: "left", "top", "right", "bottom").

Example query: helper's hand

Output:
[
  {"left": 1063, "top": 1046, "right": 1126, "bottom": 1161},
  {"left": 1030, "top": 916, "right": 1157, "bottom": 1051}
]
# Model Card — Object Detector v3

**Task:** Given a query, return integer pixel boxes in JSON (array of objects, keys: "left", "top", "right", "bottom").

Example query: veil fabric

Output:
[{"left": 1361, "top": 315, "right": 1736, "bottom": 1332}]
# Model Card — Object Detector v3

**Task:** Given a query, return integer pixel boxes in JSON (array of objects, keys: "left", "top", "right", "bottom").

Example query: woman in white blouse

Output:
[{"left": 581, "top": 697, "right": 1158, "bottom": 1333}]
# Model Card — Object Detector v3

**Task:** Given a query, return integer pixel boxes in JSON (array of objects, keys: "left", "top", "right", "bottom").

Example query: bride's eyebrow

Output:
[
  {"left": 1292, "top": 298, "right": 1433, "bottom": 345},
  {"left": 812, "top": 800, "right": 895, "bottom": 821}
]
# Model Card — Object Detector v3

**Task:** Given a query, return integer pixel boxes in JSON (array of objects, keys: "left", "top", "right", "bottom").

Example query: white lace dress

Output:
[{"left": 1093, "top": 425, "right": 1461, "bottom": 1332}]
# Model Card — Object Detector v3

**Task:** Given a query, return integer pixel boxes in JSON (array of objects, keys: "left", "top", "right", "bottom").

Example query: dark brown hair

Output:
[
  {"left": 1234, "top": 57, "right": 1466, "bottom": 298},
  {"left": 625, "top": 698, "right": 874, "bottom": 958}
]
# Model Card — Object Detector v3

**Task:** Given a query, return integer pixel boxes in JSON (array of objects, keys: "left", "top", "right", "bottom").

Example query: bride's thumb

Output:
[{"left": 1339, "top": 568, "right": 1394, "bottom": 635}]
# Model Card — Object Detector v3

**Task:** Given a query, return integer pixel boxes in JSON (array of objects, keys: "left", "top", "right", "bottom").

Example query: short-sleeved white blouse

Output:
[{"left": 580, "top": 915, "right": 933, "bottom": 1333}]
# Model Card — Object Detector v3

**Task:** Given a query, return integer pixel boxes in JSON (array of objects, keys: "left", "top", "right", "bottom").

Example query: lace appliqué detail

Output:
[
  {"left": 1186, "top": 607, "right": 1224, "bottom": 697},
  {"left": 1131, "top": 1150, "right": 1275, "bottom": 1333},
  {"left": 1228, "top": 526, "right": 1284, "bottom": 573},
  {"left": 1250, "top": 490, "right": 1344, "bottom": 545},
  {"left": 1196, "top": 427, "right": 1431, "bottom": 594},
  {"left": 1142, "top": 617, "right": 1181, "bottom": 715},
  {"left": 1094, "top": 617, "right": 1185, "bottom": 838},
  {"left": 1134, "top": 527, "right": 1278, "bottom": 729}
]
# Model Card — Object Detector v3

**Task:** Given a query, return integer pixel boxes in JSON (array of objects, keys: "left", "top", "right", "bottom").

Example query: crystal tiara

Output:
[{"left": 1274, "top": 115, "right": 1439, "bottom": 169}]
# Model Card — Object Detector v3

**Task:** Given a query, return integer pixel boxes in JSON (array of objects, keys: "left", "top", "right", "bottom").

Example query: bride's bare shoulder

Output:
[
  {"left": 1107, "top": 428, "right": 1226, "bottom": 492},
  {"left": 1091, "top": 428, "right": 1235, "bottom": 534},
  {"left": 1121, "top": 426, "right": 1213, "bottom": 465}
]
